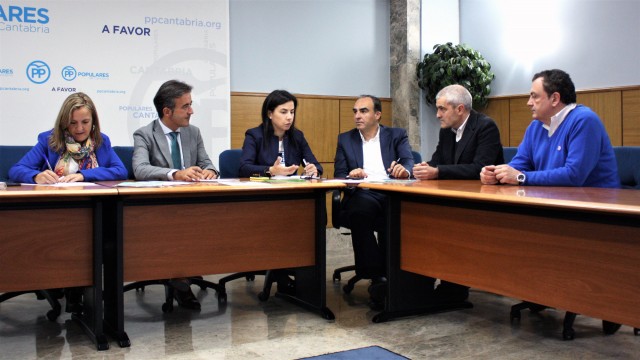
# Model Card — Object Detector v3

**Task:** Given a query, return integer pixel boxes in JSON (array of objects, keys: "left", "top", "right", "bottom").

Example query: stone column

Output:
[{"left": 390, "top": 0, "right": 422, "bottom": 151}]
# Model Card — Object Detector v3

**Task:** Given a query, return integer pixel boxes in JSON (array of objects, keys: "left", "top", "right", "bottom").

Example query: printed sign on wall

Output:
[{"left": 0, "top": 0, "right": 230, "bottom": 166}]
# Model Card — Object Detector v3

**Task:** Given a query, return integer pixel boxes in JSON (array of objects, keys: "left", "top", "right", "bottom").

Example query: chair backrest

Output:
[
  {"left": 0, "top": 146, "right": 33, "bottom": 181},
  {"left": 219, "top": 149, "right": 242, "bottom": 178},
  {"left": 613, "top": 146, "right": 640, "bottom": 189},
  {"left": 503, "top": 147, "right": 517, "bottom": 164},
  {"left": 112, "top": 146, "right": 135, "bottom": 180},
  {"left": 411, "top": 150, "right": 422, "bottom": 164}
]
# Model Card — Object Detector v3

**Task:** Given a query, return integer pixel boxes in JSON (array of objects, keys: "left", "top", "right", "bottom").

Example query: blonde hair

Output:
[{"left": 49, "top": 92, "right": 102, "bottom": 153}]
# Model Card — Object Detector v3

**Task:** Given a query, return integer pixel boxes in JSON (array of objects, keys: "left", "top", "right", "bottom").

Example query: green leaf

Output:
[{"left": 416, "top": 42, "right": 494, "bottom": 110}]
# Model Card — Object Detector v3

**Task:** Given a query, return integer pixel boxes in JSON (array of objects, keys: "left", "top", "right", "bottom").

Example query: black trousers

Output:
[{"left": 342, "top": 189, "right": 388, "bottom": 279}]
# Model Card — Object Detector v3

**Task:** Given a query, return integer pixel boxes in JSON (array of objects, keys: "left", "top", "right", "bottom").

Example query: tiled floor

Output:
[{"left": 1, "top": 229, "right": 638, "bottom": 359}]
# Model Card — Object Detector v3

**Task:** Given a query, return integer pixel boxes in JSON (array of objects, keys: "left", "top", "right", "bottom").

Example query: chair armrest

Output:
[{"left": 331, "top": 189, "right": 343, "bottom": 229}]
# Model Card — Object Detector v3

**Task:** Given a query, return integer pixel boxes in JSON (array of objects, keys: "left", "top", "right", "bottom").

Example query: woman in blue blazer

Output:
[
  {"left": 239, "top": 89, "right": 323, "bottom": 178},
  {"left": 9, "top": 92, "right": 127, "bottom": 184}
]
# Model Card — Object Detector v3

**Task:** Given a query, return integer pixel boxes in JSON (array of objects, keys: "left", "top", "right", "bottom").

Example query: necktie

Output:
[{"left": 168, "top": 132, "right": 182, "bottom": 170}]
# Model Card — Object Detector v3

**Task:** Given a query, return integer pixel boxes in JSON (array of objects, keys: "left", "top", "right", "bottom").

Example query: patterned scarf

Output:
[{"left": 54, "top": 131, "right": 99, "bottom": 176}]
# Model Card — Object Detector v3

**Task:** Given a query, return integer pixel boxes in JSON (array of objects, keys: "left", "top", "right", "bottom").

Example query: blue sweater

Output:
[
  {"left": 9, "top": 130, "right": 128, "bottom": 183},
  {"left": 509, "top": 105, "right": 620, "bottom": 188}
]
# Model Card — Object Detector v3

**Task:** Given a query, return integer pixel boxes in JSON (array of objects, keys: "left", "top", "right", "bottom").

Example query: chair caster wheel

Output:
[
  {"left": 246, "top": 275, "right": 255, "bottom": 281},
  {"left": 510, "top": 310, "right": 521, "bottom": 321},
  {"left": 258, "top": 291, "right": 269, "bottom": 302},
  {"left": 562, "top": 329, "right": 575, "bottom": 340},
  {"left": 634, "top": 328, "right": 639, "bottom": 336},
  {"left": 342, "top": 283, "right": 354, "bottom": 294},
  {"left": 46, "top": 309, "right": 60, "bottom": 321},
  {"left": 372, "top": 313, "right": 389, "bottom": 323},
  {"left": 162, "top": 302, "right": 173, "bottom": 313},
  {"left": 333, "top": 272, "right": 341, "bottom": 282}
]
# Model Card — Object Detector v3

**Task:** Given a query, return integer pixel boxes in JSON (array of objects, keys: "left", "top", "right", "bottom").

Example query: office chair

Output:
[
  {"left": 215, "top": 149, "right": 287, "bottom": 302},
  {"left": 112, "top": 146, "right": 135, "bottom": 179},
  {"left": 510, "top": 146, "right": 640, "bottom": 339},
  {"left": 114, "top": 146, "right": 225, "bottom": 311},
  {"left": 0, "top": 290, "right": 63, "bottom": 321},
  {"left": 0, "top": 146, "right": 64, "bottom": 321},
  {"left": 332, "top": 151, "right": 423, "bottom": 294}
]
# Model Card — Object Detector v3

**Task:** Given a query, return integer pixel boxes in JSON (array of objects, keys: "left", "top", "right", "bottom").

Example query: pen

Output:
[
  {"left": 302, "top": 159, "right": 310, "bottom": 177},
  {"left": 388, "top": 158, "right": 401, "bottom": 177},
  {"left": 44, "top": 155, "right": 53, "bottom": 171},
  {"left": 43, "top": 155, "right": 64, "bottom": 182}
]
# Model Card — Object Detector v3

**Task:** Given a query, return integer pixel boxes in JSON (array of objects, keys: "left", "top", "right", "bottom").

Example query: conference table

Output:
[
  {"left": 0, "top": 184, "right": 115, "bottom": 350},
  {"left": 99, "top": 179, "right": 344, "bottom": 347},
  {"left": 358, "top": 180, "right": 640, "bottom": 329}
]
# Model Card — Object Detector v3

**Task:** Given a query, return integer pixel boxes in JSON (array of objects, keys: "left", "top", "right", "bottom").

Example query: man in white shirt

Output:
[{"left": 333, "top": 95, "right": 413, "bottom": 309}]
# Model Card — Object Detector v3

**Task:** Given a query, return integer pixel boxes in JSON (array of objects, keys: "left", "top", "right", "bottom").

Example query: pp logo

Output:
[
  {"left": 26, "top": 60, "right": 51, "bottom": 84},
  {"left": 62, "top": 66, "right": 77, "bottom": 81}
]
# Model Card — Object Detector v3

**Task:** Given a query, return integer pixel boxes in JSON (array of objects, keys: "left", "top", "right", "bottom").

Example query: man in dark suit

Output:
[
  {"left": 334, "top": 94, "right": 413, "bottom": 309},
  {"left": 414, "top": 84, "right": 503, "bottom": 303},
  {"left": 132, "top": 79, "right": 219, "bottom": 310},
  {"left": 414, "top": 84, "right": 503, "bottom": 180}
]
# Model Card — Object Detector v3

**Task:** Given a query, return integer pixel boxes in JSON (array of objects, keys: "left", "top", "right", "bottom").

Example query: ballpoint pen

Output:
[
  {"left": 44, "top": 155, "right": 53, "bottom": 171},
  {"left": 43, "top": 155, "right": 64, "bottom": 182},
  {"left": 388, "top": 158, "right": 401, "bottom": 177},
  {"left": 302, "top": 159, "right": 311, "bottom": 178}
]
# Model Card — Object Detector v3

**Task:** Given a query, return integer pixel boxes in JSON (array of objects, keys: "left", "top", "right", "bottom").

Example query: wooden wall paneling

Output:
[
  {"left": 481, "top": 99, "right": 510, "bottom": 146},
  {"left": 487, "top": 85, "right": 639, "bottom": 149},
  {"left": 322, "top": 162, "right": 335, "bottom": 179},
  {"left": 381, "top": 99, "right": 393, "bottom": 127},
  {"left": 508, "top": 96, "right": 531, "bottom": 147},
  {"left": 230, "top": 94, "right": 265, "bottom": 149},
  {"left": 577, "top": 91, "right": 622, "bottom": 146},
  {"left": 296, "top": 98, "right": 339, "bottom": 163},
  {"left": 622, "top": 89, "right": 640, "bottom": 145},
  {"left": 339, "top": 99, "right": 355, "bottom": 134}
]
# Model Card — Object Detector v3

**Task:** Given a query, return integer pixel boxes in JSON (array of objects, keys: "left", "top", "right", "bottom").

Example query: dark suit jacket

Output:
[
  {"left": 427, "top": 110, "right": 503, "bottom": 179},
  {"left": 238, "top": 126, "right": 323, "bottom": 177},
  {"left": 132, "top": 119, "right": 217, "bottom": 180},
  {"left": 334, "top": 125, "right": 414, "bottom": 178}
]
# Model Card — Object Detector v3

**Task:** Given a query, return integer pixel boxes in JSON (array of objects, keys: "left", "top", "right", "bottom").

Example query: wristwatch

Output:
[{"left": 516, "top": 172, "right": 526, "bottom": 185}]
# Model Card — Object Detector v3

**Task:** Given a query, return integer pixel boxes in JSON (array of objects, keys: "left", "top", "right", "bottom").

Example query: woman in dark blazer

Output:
[{"left": 239, "top": 89, "right": 323, "bottom": 178}]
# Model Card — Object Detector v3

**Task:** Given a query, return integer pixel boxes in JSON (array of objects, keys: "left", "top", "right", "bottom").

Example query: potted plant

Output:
[{"left": 416, "top": 42, "right": 495, "bottom": 109}]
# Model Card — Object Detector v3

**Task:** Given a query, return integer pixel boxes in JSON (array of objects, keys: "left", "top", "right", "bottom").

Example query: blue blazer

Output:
[
  {"left": 9, "top": 130, "right": 128, "bottom": 183},
  {"left": 239, "top": 126, "right": 323, "bottom": 177},
  {"left": 334, "top": 125, "right": 414, "bottom": 178}
]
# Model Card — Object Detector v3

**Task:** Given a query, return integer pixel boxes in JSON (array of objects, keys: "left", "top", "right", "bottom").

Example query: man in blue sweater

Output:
[{"left": 480, "top": 69, "right": 619, "bottom": 188}]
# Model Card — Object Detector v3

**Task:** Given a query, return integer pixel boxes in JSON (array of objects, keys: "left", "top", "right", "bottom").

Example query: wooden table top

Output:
[
  {"left": 359, "top": 180, "right": 640, "bottom": 216},
  {"left": 97, "top": 179, "right": 345, "bottom": 196},
  {"left": 0, "top": 183, "right": 118, "bottom": 198}
]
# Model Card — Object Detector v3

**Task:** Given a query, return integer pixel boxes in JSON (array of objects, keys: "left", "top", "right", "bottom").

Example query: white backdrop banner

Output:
[{"left": 0, "top": 0, "right": 230, "bottom": 166}]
